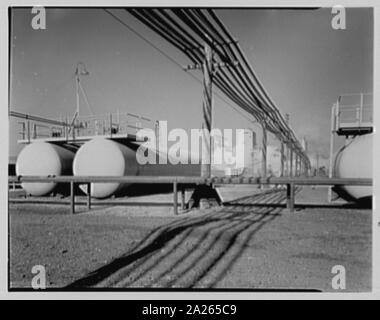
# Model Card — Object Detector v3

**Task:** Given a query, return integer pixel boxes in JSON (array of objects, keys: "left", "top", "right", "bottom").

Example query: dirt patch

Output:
[{"left": 9, "top": 187, "right": 372, "bottom": 291}]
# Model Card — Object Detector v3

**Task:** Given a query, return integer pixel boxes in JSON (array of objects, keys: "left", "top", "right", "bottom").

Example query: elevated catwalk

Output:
[{"left": 328, "top": 93, "right": 373, "bottom": 202}]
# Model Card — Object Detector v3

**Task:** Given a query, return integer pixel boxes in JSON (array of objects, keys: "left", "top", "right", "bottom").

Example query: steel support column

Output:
[
  {"left": 262, "top": 123, "right": 267, "bottom": 178},
  {"left": 290, "top": 148, "right": 293, "bottom": 177},
  {"left": 201, "top": 42, "right": 214, "bottom": 178},
  {"left": 280, "top": 142, "right": 285, "bottom": 177}
]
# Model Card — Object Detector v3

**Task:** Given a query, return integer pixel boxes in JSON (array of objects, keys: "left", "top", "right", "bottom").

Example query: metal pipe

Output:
[
  {"left": 87, "top": 183, "right": 91, "bottom": 210},
  {"left": 9, "top": 175, "right": 372, "bottom": 186},
  {"left": 328, "top": 104, "right": 336, "bottom": 201},
  {"left": 262, "top": 123, "right": 267, "bottom": 178},
  {"left": 70, "top": 181, "right": 75, "bottom": 214},
  {"left": 201, "top": 41, "right": 213, "bottom": 178},
  {"left": 280, "top": 142, "right": 284, "bottom": 177},
  {"left": 290, "top": 149, "right": 293, "bottom": 177},
  {"left": 181, "top": 187, "right": 186, "bottom": 210},
  {"left": 173, "top": 181, "right": 178, "bottom": 215},
  {"left": 289, "top": 183, "right": 295, "bottom": 212}
]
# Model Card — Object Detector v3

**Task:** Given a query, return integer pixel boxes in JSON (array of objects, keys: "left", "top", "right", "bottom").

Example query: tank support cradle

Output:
[{"left": 187, "top": 184, "right": 222, "bottom": 210}]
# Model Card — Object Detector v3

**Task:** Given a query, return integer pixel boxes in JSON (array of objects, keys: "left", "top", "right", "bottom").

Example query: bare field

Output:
[{"left": 9, "top": 186, "right": 372, "bottom": 291}]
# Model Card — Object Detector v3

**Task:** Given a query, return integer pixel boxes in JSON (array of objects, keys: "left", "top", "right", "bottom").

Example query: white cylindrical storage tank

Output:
[
  {"left": 334, "top": 133, "right": 372, "bottom": 200},
  {"left": 73, "top": 137, "right": 201, "bottom": 198},
  {"left": 16, "top": 142, "right": 76, "bottom": 196},
  {"left": 73, "top": 138, "right": 138, "bottom": 198}
]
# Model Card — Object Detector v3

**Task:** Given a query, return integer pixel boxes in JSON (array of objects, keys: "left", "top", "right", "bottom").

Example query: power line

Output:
[{"left": 103, "top": 9, "right": 253, "bottom": 124}]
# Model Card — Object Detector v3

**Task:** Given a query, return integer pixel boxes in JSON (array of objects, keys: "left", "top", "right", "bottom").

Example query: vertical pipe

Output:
[
  {"left": 76, "top": 76, "right": 80, "bottom": 117},
  {"left": 87, "top": 183, "right": 91, "bottom": 210},
  {"left": 109, "top": 113, "right": 113, "bottom": 138},
  {"left": 21, "top": 122, "right": 25, "bottom": 140},
  {"left": 33, "top": 123, "right": 37, "bottom": 139},
  {"left": 72, "top": 120, "right": 76, "bottom": 141},
  {"left": 286, "top": 183, "right": 291, "bottom": 210},
  {"left": 359, "top": 92, "right": 363, "bottom": 126},
  {"left": 303, "top": 160, "right": 306, "bottom": 176},
  {"left": 280, "top": 142, "right": 284, "bottom": 177},
  {"left": 251, "top": 131, "right": 255, "bottom": 176},
  {"left": 27, "top": 120, "right": 30, "bottom": 143},
  {"left": 328, "top": 104, "right": 336, "bottom": 202},
  {"left": 290, "top": 148, "right": 293, "bottom": 177},
  {"left": 298, "top": 157, "right": 301, "bottom": 176},
  {"left": 298, "top": 158, "right": 301, "bottom": 176},
  {"left": 316, "top": 152, "right": 320, "bottom": 176},
  {"left": 286, "top": 144, "right": 289, "bottom": 176},
  {"left": 289, "top": 183, "right": 295, "bottom": 212},
  {"left": 297, "top": 158, "right": 300, "bottom": 176},
  {"left": 70, "top": 181, "right": 75, "bottom": 214},
  {"left": 64, "top": 117, "right": 68, "bottom": 140},
  {"left": 285, "top": 114, "right": 290, "bottom": 177},
  {"left": 155, "top": 121, "right": 160, "bottom": 149},
  {"left": 356, "top": 107, "right": 360, "bottom": 126},
  {"left": 336, "top": 98, "right": 340, "bottom": 130},
  {"left": 181, "top": 187, "right": 185, "bottom": 210},
  {"left": 303, "top": 137, "right": 308, "bottom": 176},
  {"left": 297, "top": 156, "right": 300, "bottom": 176},
  {"left": 201, "top": 41, "right": 213, "bottom": 178},
  {"left": 173, "top": 181, "right": 178, "bottom": 215},
  {"left": 261, "top": 123, "right": 267, "bottom": 178}
]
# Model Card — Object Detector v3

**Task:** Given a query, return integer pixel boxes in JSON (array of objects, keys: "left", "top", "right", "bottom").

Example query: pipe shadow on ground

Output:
[{"left": 66, "top": 188, "right": 295, "bottom": 289}]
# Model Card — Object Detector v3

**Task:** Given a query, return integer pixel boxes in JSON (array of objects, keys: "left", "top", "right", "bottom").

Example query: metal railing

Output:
[
  {"left": 335, "top": 93, "right": 373, "bottom": 131},
  {"left": 9, "top": 175, "right": 372, "bottom": 214},
  {"left": 15, "top": 111, "right": 158, "bottom": 143}
]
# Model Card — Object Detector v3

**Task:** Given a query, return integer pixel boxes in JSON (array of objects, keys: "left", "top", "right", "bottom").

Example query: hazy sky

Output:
[{"left": 9, "top": 7, "right": 373, "bottom": 161}]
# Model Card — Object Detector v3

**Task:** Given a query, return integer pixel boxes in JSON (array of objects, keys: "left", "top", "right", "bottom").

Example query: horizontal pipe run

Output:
[
  {"left": 9, "top": 175, "right": 203, "bottom": 184},
  {"left": 9, "top": 199, "right": 187, "bottom": 206},
  {"left": 8, "top": 176, "right": 373, "bottom": 186}
]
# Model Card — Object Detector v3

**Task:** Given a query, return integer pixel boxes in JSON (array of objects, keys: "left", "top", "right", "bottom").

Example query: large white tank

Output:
[
  {"left": 334, "top": 133, "right": 372, "bottom": 200},
  {"left": 73, "top": 138, "right": 201, "bottom": 198},
  {"left": 16, "top": 142, "right": 76, "bottom": 196}
]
